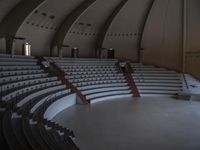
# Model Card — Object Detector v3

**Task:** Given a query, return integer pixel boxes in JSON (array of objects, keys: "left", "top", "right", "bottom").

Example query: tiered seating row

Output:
[
  {"left": 0, "top": 65, "right": 40, "bottom": 71},
  {"left": 0, "top": 69, "right": 44, "bottom": 77},
  {"left": 65, "top": 70, "right": 118, "bottom": 76},
  {"left": 0, "top": 61, "right": 37, "bottom": 66},
  {"left": 65, "top": 73, "right": 124, "bottom": 79},
  {"left": 0, "top": 55, "right": 79, "bottom": 150},
  {"left": 131, "top": 63, "right": 184, "bottom": 96},
  {"left": 47, "top": 58, "right": 133, "bottom": 104},
  {"left": 60, "top": 65, "right": 115, "bottom": 69},
  {"left": 45, "top": 56, "right": 117, "bottom": 64},
  {"left": 1, "top": 73, "right": 48, "bottom": 84},
  {"left": 30, "top": 89, "right": 71, "bottom": 114},
  {"left": 69, "top": 76, "right": 125, "bottom": 83},
  {"left": 1, "top": 76, "right": 57, "bottom": 92},
  {"left": 2, "top": 80, "right": 61, "bottom": 102},
  {"left": 77, "top": 82, "right": 128, "bottom": 91}
]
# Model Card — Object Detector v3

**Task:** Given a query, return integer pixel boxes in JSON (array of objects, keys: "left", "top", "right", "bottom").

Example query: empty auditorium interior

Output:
[{"left": 0, "top": 0, "right": 200, "bottom": 150}]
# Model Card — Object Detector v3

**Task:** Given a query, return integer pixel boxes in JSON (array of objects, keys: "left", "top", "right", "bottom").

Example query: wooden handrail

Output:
[
  {"left": 125, "top": 63, "right": 140, "bottom": 97},
  {"left": 52, "top": 63, "right": 89, "bottom": 105},
  {"left": 124, "top": 73, "right": 140, "bottom": 97},
  {"left": 116, "top": 62, "right": 140, "bottom": 97}
]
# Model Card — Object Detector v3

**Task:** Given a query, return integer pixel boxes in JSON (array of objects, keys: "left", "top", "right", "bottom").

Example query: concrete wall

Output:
[
  {"left": 63, "top": 0, "right": 121, "bottom": 58},
  {"left": 0, "top": 0, "right": 21, "bottom": 23},
  {"left": 142, "top": 0, "right": 183, "bottom": 71},
  {"left": 142, "top": 0, "right": 200, "bottom": 78},
  {"left": 103, "top": 0, "right": 151, "bottom": 61},
  {"left": 185, "top": 0, "right": 200, "bottom": 79},
  {"left": 0, "top": 38, "right": 6, "bottom": 53},
  {"left": 15, "top": 0, "right": 85, "bottom": 56}
]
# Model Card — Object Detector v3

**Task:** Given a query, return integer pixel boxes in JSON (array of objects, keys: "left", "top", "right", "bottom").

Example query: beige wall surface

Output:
[
  {"left": 0, "top": 38, "right": 6, "bottom": 53},
  {"left": 142, "top": 0, "right": 183, "bottom": 71},
  {"left": 103, "top": 0, "right": 151, "bottom": 61},
  {"left": 185, "top": 0, "right": 200, "bottom": 79},
  {"left": 142, "top": 0, "right": 200, "bottom": 78}
]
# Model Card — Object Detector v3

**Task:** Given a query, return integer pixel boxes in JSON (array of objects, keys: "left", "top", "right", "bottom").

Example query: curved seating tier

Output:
[
  {"left": 16, "top": 83, "right": 64, "bottom": 107},
  {"left": 0, "top": 73, "right": 48, "bottom": 84},
  {"left": 47, "top": 57, "right": 133, "bottom": 103},
  {"left": 1, "top": 76, "right": 58, "bottom": 92},
  {"left": 0, "top": 55, "right": 198, "bottom": 150},
  {"left": 71, "top": 77, "right": 126, "bottom": 85},
  {"left": 0, "top": 65, "right": 40, "bottom": 71},
  {"left": 131, "top": 63, "right": 185, "bottom": 96},
  {"left": 2, "top": 80, "right": 61, "bottom": 102},
  {"left": 30, "top": 89, "right": 71, "bottom": 114},
  {"left": 0, "top": 55, "right": 79, "bottom": 150},
  {"left": 77, "top": 82, "right": 128, "bottom": 91},
  {"left": 21, "top": 89, "right": 77, "bottom": 150},
  {"left": 65, "top": 73, "right": 124, "bottom": 79},
  {"left": 0, "top": 69, "right": 44, "bottom": 77},
  {"left": 44, "top": 93, "right": 76, "bottom": 120},
  {"left": 0, "top": 61, "right": 37, "bottom": 66}
]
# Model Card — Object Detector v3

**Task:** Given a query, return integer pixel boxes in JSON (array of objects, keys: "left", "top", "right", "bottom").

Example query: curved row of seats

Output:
[
  {"left": 66, "top": 73, "right": 123, "bottom": 80},
  {"left": 0, "top": 55, "right": 192, "bottom": 149},
  {"left": 46, "top": 57, "right": 133, "bottom": 104},
  {"left": 1, "top": 76, "right": 57, "bottom": 92},
  {"left": 1, "top": 69, "right": 43, "bottom": 76},
  {"left": 0, "top": 65, "right": 40, "bottom": 71},
  {"left": 1, "top": 73, "right": 48, "bottom": 84},
  {"left": 131, "top": 63, "right": 185, "bottom": 96},
  {"left": 0, "top": 55, "right": 80, "bottom": 150}
]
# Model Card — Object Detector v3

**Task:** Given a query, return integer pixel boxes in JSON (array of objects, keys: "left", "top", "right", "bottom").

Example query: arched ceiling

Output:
[
  {"left": 0, "top": 0, "right": 155, "bottom": 58},
  {"left": 63, "top": 0, "right": 124, "bottom": 57},
  {"left": 0, "top": 0, "right": 21, "bottom": 23},
  {"left": 0, "top": 0, "right": 199, "bottom": 66},
  {"left": 103, "top": 0, "right": 153, "bottom": 60}
]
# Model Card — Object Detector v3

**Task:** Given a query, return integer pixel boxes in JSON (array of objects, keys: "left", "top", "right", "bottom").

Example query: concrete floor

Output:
[{"left": 53, "top": 97, "right": 200, "bottom": 150}]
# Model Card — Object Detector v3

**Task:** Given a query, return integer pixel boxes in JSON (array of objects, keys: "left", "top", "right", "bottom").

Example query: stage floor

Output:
[{"left": 53, "top": 97, "right": 200, "bottom": 150}]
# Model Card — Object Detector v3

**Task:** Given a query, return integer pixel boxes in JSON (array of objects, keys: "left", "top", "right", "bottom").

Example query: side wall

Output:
[
  {"left": 185, "top": 0, "right": 200, "bottom": 79},
  {"left": 142, "top": 0, "right": 200, "bottom": 79},
  {"left": 142, "top": 0, "right": 183, "bottom": 71}
]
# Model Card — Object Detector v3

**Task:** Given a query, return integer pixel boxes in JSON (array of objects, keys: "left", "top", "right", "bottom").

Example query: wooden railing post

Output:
[{"left": 51, "top": 62, "right": 89, "bottom": 105}]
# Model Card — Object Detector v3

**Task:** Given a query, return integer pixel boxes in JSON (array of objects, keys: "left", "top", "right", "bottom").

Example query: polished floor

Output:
[{"left": 53, "top": 97, "right": 200, "bottom": 150}]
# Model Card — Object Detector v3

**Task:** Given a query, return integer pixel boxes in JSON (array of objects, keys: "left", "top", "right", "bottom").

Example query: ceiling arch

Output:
[
  {"left": 63, "top": 0, "right": 123, "bottom": 57},
  {"left": 0, "top": 0, "right": 47, "bottom": 53},
  {"left": 51, "top": 0, "right": 97, "bottom": 52},
  {"left": 1, "top": 0, "right": 199, "bottom": 70},
  {"left": 102, "top": 0, "right": 152, "bottom": 61},
  {"left": 16, "top": 0, "right": 88, "bottom": 56},
  {"left": 0, "top": 0, "right": 21, "bottom": 23},
  {"left": 137, "top": 0, "right": 155, "bottom": 62},
  {"left": 95, "top": 0, "right": 128, "bottom": 57},
  {"left": 0, "top": 0, "right": 47, "bottom": 37}
]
